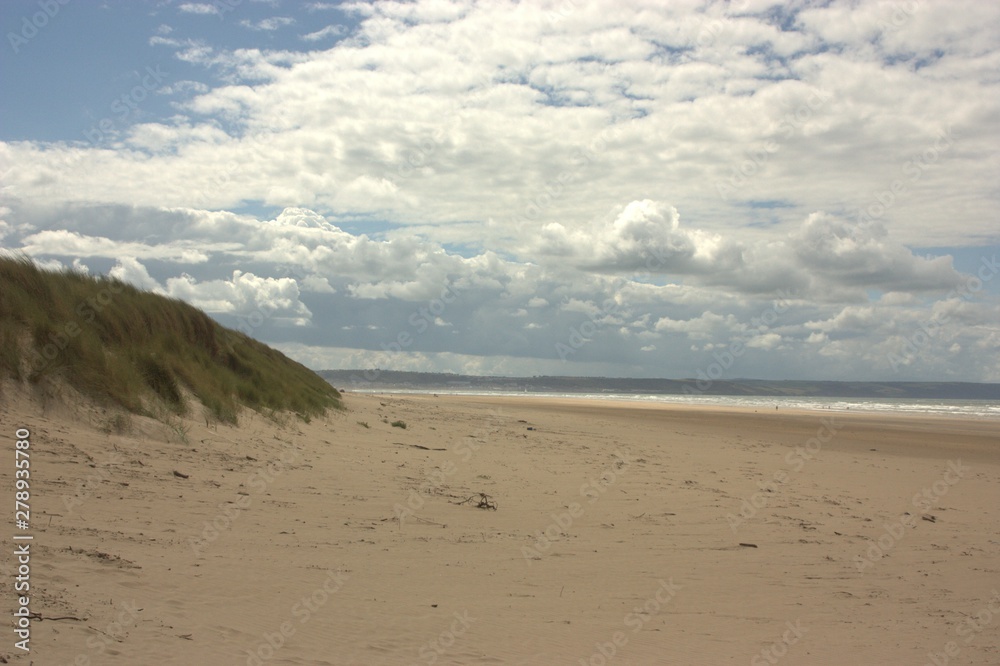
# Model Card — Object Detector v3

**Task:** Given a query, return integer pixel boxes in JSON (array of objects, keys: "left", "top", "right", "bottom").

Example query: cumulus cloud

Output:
[
  {"left": 301, "top": 275, "right": 336, "bottom": 294},
  {"left": 792, "top": 213, "right": 963, "bottom": 292},
  {"left": 528, "top": 199, "right": 965, "bottom": 298},
  {"left": 746, "top": 332, "right": 782, "bottom": 350},
  {"left": 165, "top": 270, "right": 312, "bottom": 323},
  {"left": 534, "top": 200, "right": 701, "bottom": 272},
  {"left": 109, "top": 257, "right": 162, "bottom": 293}
]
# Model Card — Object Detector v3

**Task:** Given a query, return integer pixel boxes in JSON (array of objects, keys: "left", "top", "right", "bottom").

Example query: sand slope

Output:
[{"left": 1, "top": 390, "right": 998, "bottom": 664}]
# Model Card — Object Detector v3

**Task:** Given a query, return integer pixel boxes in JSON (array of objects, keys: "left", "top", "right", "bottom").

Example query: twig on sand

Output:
[
  {"left": 411, "top": 515, "right": 447, "bottom": 527},
  {"left": 396, "top": 443, "right": 447, "bottom": 451},
  {"left": 455, "top": 493, "right": 498, "bottom": 511},
  {"left": 28, "top": 612, "right": 86, "bottom": 621}
]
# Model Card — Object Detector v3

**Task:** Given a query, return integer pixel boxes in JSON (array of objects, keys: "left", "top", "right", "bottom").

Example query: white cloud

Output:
[
  {"left": 0, "top": 207, "right": 11, "bottom": 242},
  {"left": 746, "top": 332, "right": 782, "bottom": 350},
  {"left": 527, "top": 200, "right": 963, "bottom": 298},
  {"left": 109, "top": 257, "right": 161, "bottom": 292},
  {"left": 302, "top": 25, "right": 349, "bottom": 41},
  {"left": 791, "top": 213, "right": 962, "bottom": 292},
  {"left": 240, "top": 17, "right": 295, "bottom": 31},
  {"left": 178, "top": 3, "right": 219, "bottom": 16},
  {"left": 21, "top": 230, "right": 211, "bottom": 264},
  {"left": 655, "top": 311, "right": 737, "bottom": 340},
  {"left": 806, "top": 331, "right": 827, "bottom": 344},
  {"left": 165, "top": 270, "right": 312, "bottom": 322},
  {"left": 159, "top": 80, "right": 210, "bottom": 95},
  {"left": 301, "top": 275, "right": 337, "bottom": 294}
]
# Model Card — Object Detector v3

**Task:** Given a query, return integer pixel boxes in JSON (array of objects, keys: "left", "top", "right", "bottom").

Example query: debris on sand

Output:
[{"left": 456, "top": 493, "right": 498, "bottom": 511}]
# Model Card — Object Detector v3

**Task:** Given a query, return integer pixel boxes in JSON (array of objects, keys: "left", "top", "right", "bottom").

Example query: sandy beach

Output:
[{"left": 2, "top": 389, "right": 999, "bottom": 665}]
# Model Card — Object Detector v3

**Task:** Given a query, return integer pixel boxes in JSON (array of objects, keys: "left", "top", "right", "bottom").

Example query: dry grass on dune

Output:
[{"left": 0, "top": 254, "right": 340, "bottom": 423}]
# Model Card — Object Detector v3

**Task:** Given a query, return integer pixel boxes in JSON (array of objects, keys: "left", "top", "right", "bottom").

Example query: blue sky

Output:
[
  {"left": 1, "top": 0, "right": 360, "bottom": 142},
  {"left": 1, "top": 0, "right": 998, "bottom": 382}
]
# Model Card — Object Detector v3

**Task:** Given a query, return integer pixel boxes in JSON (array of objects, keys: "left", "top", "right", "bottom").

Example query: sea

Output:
[{"left": 353, "top": 389, "right": 1000, "bottom": 420}]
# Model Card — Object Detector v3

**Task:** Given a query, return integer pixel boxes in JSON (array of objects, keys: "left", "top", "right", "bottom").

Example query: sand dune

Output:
[{"left": 1, "top": 389, "right": 998, "bottom": 664}]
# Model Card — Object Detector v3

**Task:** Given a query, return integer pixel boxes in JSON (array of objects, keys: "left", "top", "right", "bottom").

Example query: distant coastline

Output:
[{"left": 320, "top": 370, "right": 1000, "bottom": 401}]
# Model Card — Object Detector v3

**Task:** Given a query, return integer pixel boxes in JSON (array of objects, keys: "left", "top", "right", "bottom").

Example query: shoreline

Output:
[{"left": 344, "top": 388, "right": 1000, "bottom": 421}]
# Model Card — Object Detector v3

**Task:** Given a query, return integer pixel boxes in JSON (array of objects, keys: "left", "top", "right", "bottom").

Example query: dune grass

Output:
[{"left": 0, "top": 255, "right": 341, "bottom": 423}]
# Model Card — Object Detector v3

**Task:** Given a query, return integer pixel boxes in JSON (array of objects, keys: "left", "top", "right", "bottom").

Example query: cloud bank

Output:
[{"left": 1, "top": 0, "right": 997, "bottom": 381}]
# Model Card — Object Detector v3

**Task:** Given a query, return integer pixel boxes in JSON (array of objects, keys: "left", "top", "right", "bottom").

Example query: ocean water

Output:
[{"left": 356, "top": 389, "right": 1000, "bottom": 420}]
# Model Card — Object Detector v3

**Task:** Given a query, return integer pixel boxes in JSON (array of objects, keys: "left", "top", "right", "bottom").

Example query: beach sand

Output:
[{"left": 1, "top": 389, "right": 998, "bottom": 665}]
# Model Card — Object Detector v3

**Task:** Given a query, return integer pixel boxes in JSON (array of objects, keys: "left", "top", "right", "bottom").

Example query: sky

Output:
[{"left": 1, "top": 0, "right": 998, "bottom": 383}]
